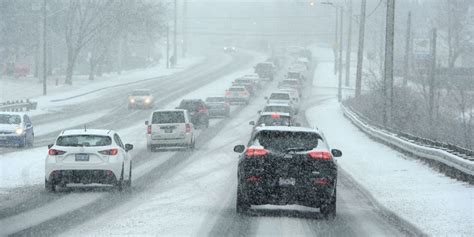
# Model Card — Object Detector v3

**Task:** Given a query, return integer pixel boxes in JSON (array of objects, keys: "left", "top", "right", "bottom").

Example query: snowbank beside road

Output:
[{"left": 307, "top": 46, "right": 474, "bottom": 236}]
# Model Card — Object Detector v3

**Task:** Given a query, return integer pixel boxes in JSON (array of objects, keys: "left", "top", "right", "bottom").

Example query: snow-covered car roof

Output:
[
  {"left": 60, "top": 129, "right": 116, "bottom": 136},
  {"left": 264, "top": 103, "right": 292, "bottom": 107},
  {"left": 0, "top": 112, "right": 27, "bottom": 116}
]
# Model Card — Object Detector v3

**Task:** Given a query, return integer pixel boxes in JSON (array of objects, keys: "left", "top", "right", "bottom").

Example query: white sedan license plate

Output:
[
  {"left": 75, "top": 154, "right": 90, "bottom": 161},
  {"left": 279, "top": 177, "right": 296, "bottom": 186}
]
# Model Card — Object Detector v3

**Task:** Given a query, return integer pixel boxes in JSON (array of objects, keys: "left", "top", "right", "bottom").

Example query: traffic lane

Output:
[
  {"left": 0, "top": 51, "right": 254, "bottom": 216},
  {"left": 0, "top": 51, "right": 250, "bottom": 155},
  {"left": 7, "top": 99, "right": 252, "bottom": 237}
]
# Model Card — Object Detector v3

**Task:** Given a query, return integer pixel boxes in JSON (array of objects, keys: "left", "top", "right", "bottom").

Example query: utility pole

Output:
[
  {"left": 166, "top": 23, "right": 170, "bottom": 69},
  {"left": 403, "top": 12, "right": 412, "bottom": 86},
  {"left": 355, "top": 0, "right": 366, "bottom": 98},
  {"left": 42, "top": 0, "right": 47, "bottom": 95},
  {"left": 383, "top": 0, "right": 395, "bottom": 126},
  {"left": 334, "top": 8, "right": 339, "bottom": 75},
  {"left": 428, "top": 28, "right": 437, "bottom": 129},
  {"left": 173, "top": 0, "right": 178, "bottom": 66},
  {"left": 345, "top": 0, "right": 353, "bottom": 87},
  {"left": 338, "top": 8, "right": 344, "bottom": 102},
  {"left": 182, "top": 0, "right": 187, "bottom": 58}
]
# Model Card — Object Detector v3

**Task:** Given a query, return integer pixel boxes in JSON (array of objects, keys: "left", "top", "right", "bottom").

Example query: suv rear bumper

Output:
[{"left": 147, "top": 133, "right": 193, "bottom": 146}]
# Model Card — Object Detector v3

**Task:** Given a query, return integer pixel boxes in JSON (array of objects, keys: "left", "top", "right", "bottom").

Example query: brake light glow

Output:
[
  {"left": 314, "top": 178, "right": 329, "bottom": 185},
  {"left": 147, "top": 125, "right": 152, "bottom": 134},
  {"left": 98, "top": 148, "right": 118, "bottom": 156},
  {"left": 308, "top": 151, "right": 332, "bottom": 161},
  {"left": 246, "top": 148, "right": 268, "bottom": 157},
  {"left": 198, "top": 107, "right": 208, "bottom": 113},
  {"left": 271, "top": 113, "right": 281, "bottom": 119},
  {"left": 246, "top": 175, "right": 261, "bottom": 182},
  {"left": 48, "top": 149, "right": 66, "bottom": 156},
  {"left": 185, "top": 123, "right": 192, "bottom": 133}
]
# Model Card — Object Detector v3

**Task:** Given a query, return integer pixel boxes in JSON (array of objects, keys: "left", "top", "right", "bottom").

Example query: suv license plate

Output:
[
  {"left": 279, "top": 177, "right": 296, "bottom": 186},
  {"left": 75, "top": 154, "right": 89, "bottom": 161},
  {"left": 164, "top": 129, "right": 173, "bottom": 133}
]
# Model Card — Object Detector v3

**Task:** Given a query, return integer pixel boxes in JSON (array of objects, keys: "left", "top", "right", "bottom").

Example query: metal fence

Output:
[{"left": 0, "top": 99, "right": 38, "bottom": 112}]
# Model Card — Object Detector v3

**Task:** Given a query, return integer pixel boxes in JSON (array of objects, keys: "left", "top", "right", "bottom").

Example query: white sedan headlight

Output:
[
  {"left": 15, "top": 128, "right": 24, "bottom": 135},
  {"left": 144, "top": 98, "right": 151, "bottom": 104}
]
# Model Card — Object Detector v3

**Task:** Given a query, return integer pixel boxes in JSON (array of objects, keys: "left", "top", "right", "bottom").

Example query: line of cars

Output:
[{"left": 232, "top": 54, "right": 343, "bottom": 219}]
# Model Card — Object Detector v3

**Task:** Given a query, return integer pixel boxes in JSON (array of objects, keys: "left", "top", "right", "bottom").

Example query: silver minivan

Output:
[{"left": 145, "top": 109, "right": 195, "bottom": 151}]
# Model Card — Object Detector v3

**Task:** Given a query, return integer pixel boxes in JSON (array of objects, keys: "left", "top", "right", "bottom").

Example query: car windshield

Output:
[
  {"left": 257, "top": 115, "right": 291, "bottom": 126},
  {"left": 269, "top": 93, "right": 290, "bottom": 100},
  {"left": 152, "top": 111, "right": 185, "bottom": 124},
  {"left": 56, "top": 135, "right": 112, "bottom": 147},
  {"left": 254, "top": 131, "right": 320, "bottom": 152},
  {"left": 131, "top": 91, "right": 150, "bottom": 96},
  {"left": 0, "top": 114, "right": 21, "bottom": 124}
]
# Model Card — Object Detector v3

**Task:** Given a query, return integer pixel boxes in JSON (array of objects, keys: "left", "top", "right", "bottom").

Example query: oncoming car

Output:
[
  {"left": 45, "top": 129, "right": 134, "bottom": 192},
  {"left": 233, "top": 126, "right": 342, "bottom": 218},
  {"left": 0, "top": 112, "right": 34, "bottom": 147},
  {"left": 128, "top": 89, "right": 155, "bottom": 109}
]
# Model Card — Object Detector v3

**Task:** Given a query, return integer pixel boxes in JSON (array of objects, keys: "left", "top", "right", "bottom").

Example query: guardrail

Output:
[
  {"left": 0, "top": 99, "right": 38, "bottom": 112},
  {"left": 341, "top": 103, "right": 474, "bottom": 182}
]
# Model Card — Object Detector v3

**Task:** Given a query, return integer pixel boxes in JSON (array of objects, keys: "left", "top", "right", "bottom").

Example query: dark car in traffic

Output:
[
  {"left": 205, "top": 97, "right": 230, "bottom": 117},
  {"left": 233, "top": 126, "right": 342, "bottom": 218},
  {"left": 176, "top": 99, "right": 210, "bottom": 128}
]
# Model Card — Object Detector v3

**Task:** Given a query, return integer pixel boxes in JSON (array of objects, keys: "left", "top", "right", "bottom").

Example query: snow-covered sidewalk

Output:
[{"left": 307, "top": 46, "right": 474, "bottom": 236}]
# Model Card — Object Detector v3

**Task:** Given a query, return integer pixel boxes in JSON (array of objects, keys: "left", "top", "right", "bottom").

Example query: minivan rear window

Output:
[
  {"left": 152, "top": 111, "right": 185, "bottom": 124},
  {"left": 56, "top": 135, "right": 112, "bottom": 147}
]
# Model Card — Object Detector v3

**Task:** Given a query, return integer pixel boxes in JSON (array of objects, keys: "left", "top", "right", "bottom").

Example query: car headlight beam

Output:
[{"left": 15, "top": 128, "right": 24, "bottom": 135}]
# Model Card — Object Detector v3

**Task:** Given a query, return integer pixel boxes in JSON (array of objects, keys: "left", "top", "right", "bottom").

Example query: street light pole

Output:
[
  {"left": 355, "top": 0, "right": 366, "bottom": 98},
  {"left": 42, "top": 0, "right": 47, "bottom": 95},
  {"left": 338, "top": 8, "right": 343, "bottom": 102},
  {"left": 334, "top": 8, "right": 339, "bottom": 75},
  {"left": 182, "top": 0, "right": 187, "bottom": 58},
  {"left": 345, "top": 0, "right": 353, "bottom": 87},
  {"left": 166, "top": 22, "right": 170, "bottom": 69},
  {"left": 383, "top": 0, "right": 395, "bottom": 126},
  {"left": 173, "top": 0, "right": 178, "bottom": 66}
]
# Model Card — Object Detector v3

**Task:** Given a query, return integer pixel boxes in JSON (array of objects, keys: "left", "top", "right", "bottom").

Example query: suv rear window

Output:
[
  {"left": 264, "top": 106, "right": 291, "bottom": 113},
  {"left": 254, "top": 131, "right": 320, "bottom": 152},
  {"left": 152, "top": 111, "right": 185, "bottom": 124},
  {"left": 269, "top": 93, "right": 290, "bottom": 100},
  {"left": 257, "top": 115, "right": 291, "bottom": 126},
  {"left": 56, "top": 135, "right": 112, "bottom": 147}
]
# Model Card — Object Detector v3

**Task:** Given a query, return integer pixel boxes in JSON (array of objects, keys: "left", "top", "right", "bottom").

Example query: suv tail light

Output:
[
  {"left": 98, "top": 148, "right": 118, "bottom": 156},
  {"left": 147, "top": 125, "right": 152, "bottom": 134},
  {"left": 185, "top": 123, "right": 192, "bottom": 133},
  {"left": 246, "top": 148, "right": 268, "bottom": 157},
  {"left": 48, "top": 149, "right": 66, "bottom": 156},
  {"left": 198, "top": 106, "right": 208, "bottom": 113},
  {"left": 308, "top": 151, "right": 332, "bottom": 161}
]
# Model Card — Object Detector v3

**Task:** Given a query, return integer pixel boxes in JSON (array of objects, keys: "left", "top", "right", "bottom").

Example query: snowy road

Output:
[{"left": 0, "top": 47, "right": 470, "bottom": 236}]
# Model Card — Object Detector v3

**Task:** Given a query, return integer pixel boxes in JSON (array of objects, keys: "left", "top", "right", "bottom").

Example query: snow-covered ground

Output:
[
  {"left": 0, "top": 56, "right": 204, "bottom": 117},
  {"left": 306, "top": 46, "right": 474, "bottom": 236}
]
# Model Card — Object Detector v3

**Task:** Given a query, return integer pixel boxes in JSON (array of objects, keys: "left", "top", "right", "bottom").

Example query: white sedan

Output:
[{"left": 45, "top": 129, "right": 133, "bottom": 192}]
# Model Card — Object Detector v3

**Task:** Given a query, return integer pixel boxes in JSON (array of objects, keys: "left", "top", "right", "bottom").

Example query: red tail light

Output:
[
  {"left": 98, "top": 148, "right": 118, "bottom": 156},
  {"left": 246, "top": 148, "right": 268, "bottom": 157},
  {"left": 185, "top": 123, "right": 192, "bottom": 133},
  {"left": 246, "top": 175, "right": 261, "bottom": 182},
  {"left": 198, "top": 106, "right": 208, "bottom": 113},
  {"left": 308, "top": 151, "right": 332, "bottom": 161},
  {"left": 48, "top": 149, "right": 66, "bottom": 156},
  {"left": 271, "top": 113, "right": 281, "bottom": 119},
  {"left": 147, "top": 125, "right": 152, "bottom": 134},
  {"left": 314, "top": 178, "right": 330, "bottom": 185}
]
